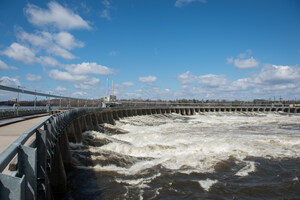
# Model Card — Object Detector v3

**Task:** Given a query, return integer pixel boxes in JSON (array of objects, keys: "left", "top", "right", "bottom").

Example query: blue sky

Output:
[{"left": 0, "top": 0, "right": 300, "bottom": 101}]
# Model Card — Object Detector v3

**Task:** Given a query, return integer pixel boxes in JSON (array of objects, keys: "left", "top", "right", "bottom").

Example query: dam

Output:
[{"left": 0, "top": 105, "right": 300, "bottom": 199}]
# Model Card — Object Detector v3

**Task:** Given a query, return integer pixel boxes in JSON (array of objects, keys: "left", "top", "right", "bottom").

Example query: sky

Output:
[{"left": 0, "top": 0, "right": 300, "bottom": 101}]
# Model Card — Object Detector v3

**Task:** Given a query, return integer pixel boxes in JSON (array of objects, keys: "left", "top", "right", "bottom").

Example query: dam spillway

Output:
[{"left": 0, "top": 106, "right": 300, "bottom": 199}]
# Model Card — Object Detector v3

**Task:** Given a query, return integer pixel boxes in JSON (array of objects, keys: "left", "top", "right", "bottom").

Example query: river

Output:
[{"left": 62, "top": 112, "right": 300, "bottom": 199}]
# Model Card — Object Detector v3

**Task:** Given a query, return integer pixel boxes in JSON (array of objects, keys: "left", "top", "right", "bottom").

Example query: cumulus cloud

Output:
[
  {"left": 0, "top": 59, "right": 17, "bottom": 70},
  {"left": 65, "top": 62, "right": 115, "bottom": 75},
  {"left": 83, "top": 77, "right": 100, "bottom": 85},
  {"left": 72, "top": 91, "right": 87, "bottom": 97},
  {"left": 177, "top": 71, "right": 197, "bottom": 84},
  {"left": 177, "top": 71, "right": 227, "bottom": 88},
  {"left": 55, "top": 86, "right": 67, "bottom": 92},
  {"left": 74, "top": 83, "right": 92, "bottom": 90},
  {"left": 18, "top": 30, "right": 80, "bottom": 60},
  {"left": 39, "top": 56, "right": 60, "bottom": 67},
  {"left": 25, "top": 2, "right": 91, "bottom": 30},
  {"left": 112, "top": 82, "right": 135, "bottom": 96},
  {"left": 198, "top": 74, "right": 227, "bottom": 88},
  {"left": 0, "top": 76, "right": 21, "bottom": 87},
  {"left": 54, "top": 32, "right": 84, "bottom": 50},
  {"left": 48, "top": 69, "right": 87, "bottom": 82},
  {"left": 176, "top": 64, "right": 300, "bottom": 100},
  {"left": 74, "top": 77, "right": 100, "bottom": 90},
  {"left": 26, "top": 73, "right": 41, "bottom": 81},
  {"left": 139, "top": 76, "right": 157, "bottom": 84},
  {"left": 175, "top": 0, "right": 206, "bottom": 7},
  {"left": 227, "top": 50, "right": 259, "bottom": 69},
  {"left": 1, "top": 43, "right": 37, "bottom": 63},
  {"left": 253, "top": 64, "right": 300, "bottom": 84}
]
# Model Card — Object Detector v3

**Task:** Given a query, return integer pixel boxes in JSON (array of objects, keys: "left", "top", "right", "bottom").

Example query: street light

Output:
[{"left": 17, "top": 85, "right": 20, "bottom": 116}]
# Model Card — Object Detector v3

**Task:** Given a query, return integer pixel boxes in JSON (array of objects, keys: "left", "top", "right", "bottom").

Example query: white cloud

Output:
[
  {"left": 175, "top": 0, "right": 206, "bottom": 7},
  {"left": 177, "top": 71, "right": 197, "bottom": 84},
  {"left": 0, "top": 59, "right": 17, "bottom": 70},
  {"left": 18, "top": 31, "right": 78, "bottom": 60},
  {"left": 198, "top": 74, "right": 227, "bottom": 88},
  {"left": 47, "top": 44, "right": 76, "bottom": 59},
  {"left": 139, "top": 76, "right": 157, "bottom": 84},
  {"left": 48, "top": 69, "right": 87, "bottom": 82},
  {"left": 55, "top": 32, "right": 84, "bottom": 50},
  {"left": 0, "top": 76, "right": 21, "bottom": 87},
  {"left": 175, "top": 64, "right": 300, "bottom": 100},
  {"left": 100, "top": 0, "right": 112, "bottom": 20},
  {"left": 233, "top": 57, "right": 259, "bottom": 69},
  {"left": 72, "top": 91, "right": 87, "bottom": 96},
  {"left": 254, "top": 64, "right": 300, "bottom": 84},
  {"left": 83, "top": 77, "right": 100, "bottom": 85},
  {"left": 65, "top": 62, "right": 115, "bottom": 75},
  {"left": 38, "top": 56, "right": 60, "bottom": 67},
  {"left": 74, "top": 77, "right": 100, "bottom": 90},
  {"left": 26, "top": 73, "right": 41, "bottom": 81},
  {"left": 55, "top": 86, "right": 67, "bottom": 92},
  {"left": 25, "top": 2, "right": 91, "bottom": 30},
  {"left": 227, "top": 50, "right": 259, "bottom": 69},
  {"left": 1, "top": 43, "right": 37, "bottom": 63},
  {"left": 74, "top": 83, "right": 92, "bottom": 90}
]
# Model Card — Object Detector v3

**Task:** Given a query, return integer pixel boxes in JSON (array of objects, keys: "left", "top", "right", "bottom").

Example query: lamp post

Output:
[
  {"left": 34, "top": 89, "right": 37, "bottom": 109},
  {"left": 17, "top": 85, "right": 20, "bottom": 116}
]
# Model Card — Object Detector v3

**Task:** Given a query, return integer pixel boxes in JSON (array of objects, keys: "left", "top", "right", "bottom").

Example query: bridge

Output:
[{"left": 0, "top": 85, "right": 300, "bottom": 199}]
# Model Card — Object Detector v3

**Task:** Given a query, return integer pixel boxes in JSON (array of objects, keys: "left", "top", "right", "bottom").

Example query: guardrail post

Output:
[
  {"left": 0, "top": 174, "right": 25, "bottom": 200},
  {"left": 36, "top": 129, "right": 50, "bottom": 199},
  {"left": 50, "top": 144, "right": 67, "bottom": 195},
  {"left": 18, "top": 145, "right": 37, "bottom": 200}
]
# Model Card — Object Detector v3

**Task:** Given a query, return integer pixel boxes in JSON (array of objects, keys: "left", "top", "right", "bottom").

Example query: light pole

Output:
[
  {"left": 17, "top": 85, "right": 20, "bottom": 116},
  {"left": 34, "top": 89, "right": 37, "bottom": 109}
]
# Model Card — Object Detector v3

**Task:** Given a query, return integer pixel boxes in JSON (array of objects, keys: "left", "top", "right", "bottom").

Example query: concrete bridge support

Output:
[
  {"left": 107, "top": 111, "right": 115, "bottom": 125},
  {"left": 180, "top": 109, "right": 185, "bottom": 115},
  {"left": 112, "top": 111, "right": 119, "bottom": 121},
  {"left": 91, "top": 113, "right": 99, "bottom": 130},
  {"left": 73, "top": 119, "right": 82, "bottom": 142}
]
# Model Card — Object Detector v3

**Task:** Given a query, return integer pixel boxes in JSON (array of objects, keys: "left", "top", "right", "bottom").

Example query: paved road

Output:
[{"left": 0, "top": 116, "right": 49, "bottom": 153}]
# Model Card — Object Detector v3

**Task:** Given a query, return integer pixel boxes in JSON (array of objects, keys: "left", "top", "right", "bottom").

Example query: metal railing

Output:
[{"left": 0, "top": 107, "right": 103, "bottom": 199}]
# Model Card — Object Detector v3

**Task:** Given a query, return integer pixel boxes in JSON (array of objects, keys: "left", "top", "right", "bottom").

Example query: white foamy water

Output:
[
  {"left": 67, "top": 112, "right": 300, "bottom": 199},
  {"left": 198, "top": 179, "right": 218, "bottom": 191},
  {"left": 77, "top": 113, "right": 300, "bottom": 176}
]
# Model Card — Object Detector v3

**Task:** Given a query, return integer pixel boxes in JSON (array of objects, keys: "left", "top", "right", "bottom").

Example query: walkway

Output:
[{"left": 0, "top": 116, "right": 49, "bottom": 153}]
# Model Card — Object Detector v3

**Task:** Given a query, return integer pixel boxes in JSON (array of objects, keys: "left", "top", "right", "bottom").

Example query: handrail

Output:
[{"left": 0, "top": 116, "right": 50, "bottom": 172}]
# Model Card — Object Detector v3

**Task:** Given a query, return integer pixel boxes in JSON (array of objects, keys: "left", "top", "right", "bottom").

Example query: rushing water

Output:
[{"left": 62, "top": 112, "right": 300, "bottom": 200}]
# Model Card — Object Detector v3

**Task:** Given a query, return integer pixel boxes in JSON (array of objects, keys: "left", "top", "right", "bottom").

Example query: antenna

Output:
[
  {"left": 112, "top": 80, "right": 114, "bottom": 95},
  {"left": 106, "top": 78, "right": 109, "bottom": 96}
]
